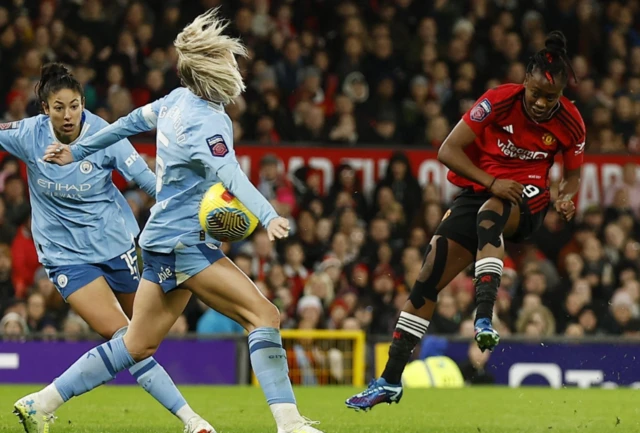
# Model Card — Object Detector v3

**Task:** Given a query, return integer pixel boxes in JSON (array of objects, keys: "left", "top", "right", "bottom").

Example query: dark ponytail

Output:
[
  {"left": 35, "top": 63, "right": 84, "bottom": 113},
  {"left": 526, "top": 31, "right": 576, "bottom": 85}
]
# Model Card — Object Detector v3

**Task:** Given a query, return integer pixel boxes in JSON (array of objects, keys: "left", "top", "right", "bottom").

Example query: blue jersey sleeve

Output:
[
  {"left": 0, "top": 120, "right": 29, "bottom": 160},
  {"left": 190, "top": 117, "right": 279, "bottom": 228},
  {"left": 71, "top": 99, "right": 164, "bottom": 161},
  {"left": 105, "top": 139, "right": 156, "bottom": 197}
]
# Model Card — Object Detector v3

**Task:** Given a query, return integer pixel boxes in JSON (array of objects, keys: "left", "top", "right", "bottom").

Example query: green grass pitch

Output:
[{"left": 0, "top": 385, "right": 637, "bottom": 432}]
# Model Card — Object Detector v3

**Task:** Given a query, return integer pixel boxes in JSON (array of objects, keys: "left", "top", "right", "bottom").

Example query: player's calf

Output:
[
  {"left": 474, "top": 200, "right": 510, "bottom": 322},
  {"left": 381, "top": 237, "right": 446, "bottom": 385}
]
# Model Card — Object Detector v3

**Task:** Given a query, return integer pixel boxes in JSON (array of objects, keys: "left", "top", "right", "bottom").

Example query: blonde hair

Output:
[{"left": 174, "top": 8, "right": 248, "bottom": 104}]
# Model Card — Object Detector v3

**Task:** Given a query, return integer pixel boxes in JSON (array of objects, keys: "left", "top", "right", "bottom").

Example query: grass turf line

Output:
[{"left": 0, "top": 386, "right": 637, "bottom": 433}]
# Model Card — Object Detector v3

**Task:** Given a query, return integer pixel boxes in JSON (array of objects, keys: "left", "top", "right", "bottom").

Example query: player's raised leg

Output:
[
  {"left": 473, "top": 198, "right": 520, "bottom": 352},
  {"left": 346, "top": 235, "right": 474, "bottom": 411},
  {"left": 185, "top": 257, "right": 322, "bottom": 433}
]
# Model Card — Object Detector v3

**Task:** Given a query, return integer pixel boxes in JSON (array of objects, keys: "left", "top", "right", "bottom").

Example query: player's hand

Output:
[
  {"left": 555, "top": 199, "right": 576, "bottom": 222},
  {"left": 43, "top": 143, "right": 75, "bottom": 165},
  {"left": 489, "top": 178, "right": 524, "bottom": 204},
  {"left": 267, "top": 217, "right": 290, "bottom": 241}
]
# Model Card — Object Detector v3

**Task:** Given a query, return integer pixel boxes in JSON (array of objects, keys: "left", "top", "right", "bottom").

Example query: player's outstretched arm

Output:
[
  {"left": 194, "top": 125, "right": 288, "bottom": 241},
  {"left": 44, "top": 103, "right": 160, "bottom": 165},
  {"left": 217, "top": 162, "right": 290, "bottom": 240},
  {"left": 438, "top": 120, "right": 524, "bottom": 204}
]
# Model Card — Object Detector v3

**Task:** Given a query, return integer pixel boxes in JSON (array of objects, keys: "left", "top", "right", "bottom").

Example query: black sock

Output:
[
  {"left": 381, "top": 312, "right": 429, "bottom": 384},
  {"left": 474, "top": 258, "right": 503, "bottom": 322}
]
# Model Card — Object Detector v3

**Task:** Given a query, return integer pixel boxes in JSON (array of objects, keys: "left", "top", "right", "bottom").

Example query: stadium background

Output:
[{"left": 0, "top": 0, "right": 640, "bottom": 389}]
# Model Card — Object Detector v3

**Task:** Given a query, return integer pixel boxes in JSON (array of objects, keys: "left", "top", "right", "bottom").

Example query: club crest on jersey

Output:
[
  {"left": 207, "top": 135, "right": 229, "bottom": 158},
  {"left": 80, "top": 161, "right": 93, "bottom": 174},
  {"left": 470, "top": 98, "right": 492, "bottom": 122},
  {"left": 57, "top": 274, "right": 68, "bottom": 288},
  {"left": 0, "top": 121, "right": 19, "bottom": 130},
  {"left": 542, "top": 133, "right": 556, "bottom": 146}
]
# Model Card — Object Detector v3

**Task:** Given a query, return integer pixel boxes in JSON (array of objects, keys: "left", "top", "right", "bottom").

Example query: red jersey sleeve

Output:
[
  {"left": 560, "top": 107, "right": 586, "bottom": 171},
  {"left": 462, "top": 88, "right": 500, "bottom": 136}
]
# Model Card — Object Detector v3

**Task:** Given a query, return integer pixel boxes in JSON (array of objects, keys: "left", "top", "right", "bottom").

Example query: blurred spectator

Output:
[
  {"left": 11, "top": 215, "right": 38, "bottom": 299},
  {"left": 1, "top": 311, "right": 28, "bottom": 341},
  {"left": 197, "top": 308, "right": 244, "bottom": 335}
]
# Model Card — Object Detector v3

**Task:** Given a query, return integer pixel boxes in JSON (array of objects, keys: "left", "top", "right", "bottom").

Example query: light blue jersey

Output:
[
  {"left": 0, "top": 111, "right": 155, "bottom": 266},
  {"left": 70, "top": 87, "right": 278, "bottom": 253}
]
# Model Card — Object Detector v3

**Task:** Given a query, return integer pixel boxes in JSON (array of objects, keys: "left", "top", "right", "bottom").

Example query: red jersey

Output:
[{"left": 448, "top": 84, "right": 585, "bottom": 201}]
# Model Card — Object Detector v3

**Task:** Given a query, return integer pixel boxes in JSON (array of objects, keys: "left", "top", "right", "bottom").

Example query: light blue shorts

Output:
[{"left": 141, "top": 243, "right": 225, "bottom": 293}]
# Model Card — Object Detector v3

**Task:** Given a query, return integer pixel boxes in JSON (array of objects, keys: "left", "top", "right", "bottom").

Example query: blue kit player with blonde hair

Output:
[{"left": 19, "top": 9, "right": 323, "bottom": 433}]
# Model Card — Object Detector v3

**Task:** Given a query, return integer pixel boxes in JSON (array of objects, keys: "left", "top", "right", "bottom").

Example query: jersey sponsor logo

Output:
[
  {"left": 542, "top": 133, "right": 556, "bottom": 146},
  {"left": 80, "top": 161, "right": 93, "bottom": 174},
  {"left": 470, "top": 98, "right": 492, "bottom": 122},
  {"left": 502, "top": 125, "right": 513, "bottom": 134},
  {"left": 207, "top": 134, "right": 229, "bottom": 157},
  {"left": 497, "top": 139, "right": 548, "bottom": 160},
  {"left": 575, "top": 141, "right": 585, "bottom": 155},
  {"left": 57, "top": 274, "right": 68, "bottom": 288},
  {"left": 0, "top": 121, "right": 19, "bottom": 130},
  {"left": 37, "top": 178, "right": 92, "bottom": 199}
]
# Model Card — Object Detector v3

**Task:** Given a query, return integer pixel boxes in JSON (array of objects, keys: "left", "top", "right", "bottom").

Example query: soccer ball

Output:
[{"left": 198, "top": 182, "right": 259, "bottom": 242}]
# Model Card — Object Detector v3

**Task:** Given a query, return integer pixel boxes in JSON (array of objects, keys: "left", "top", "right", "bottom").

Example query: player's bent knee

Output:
[
  {"left": 249, "top": 301, "right": 281, "bottom": 331},
  {"left": 123, "top": 335, "right": 159, "bottom": 363},
  {"left": 476, "top": 206, "right": 510, "bottom": 250}
]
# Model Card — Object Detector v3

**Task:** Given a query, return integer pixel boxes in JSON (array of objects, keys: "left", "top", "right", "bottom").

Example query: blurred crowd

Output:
[
  {"left": 0, "top": 0, "right": 640, "bottom": 343},
  {"left": 2, "top": 0, "right": 640, "bottom": 150}
]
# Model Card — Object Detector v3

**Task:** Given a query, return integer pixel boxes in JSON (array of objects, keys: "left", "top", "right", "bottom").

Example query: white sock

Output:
[
  {"left": 36, "top": 384, "right": 65, "bottom": 413},
  {"left": 396, "top": 311, "right": 430, "bottom": 339},
  {"left": 175, "top": 404, "right": 199, "bottom": 425},
  {"left": 475, "top": 257, "right": 503, "bottom": 277},
  {"left": 271, "top": 403, "right": 300, "bottom": 429}
]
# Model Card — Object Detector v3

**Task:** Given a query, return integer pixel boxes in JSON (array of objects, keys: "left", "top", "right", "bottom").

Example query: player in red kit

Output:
[{"left": 346, "top": 31, "right": 584, "bottom": 411}]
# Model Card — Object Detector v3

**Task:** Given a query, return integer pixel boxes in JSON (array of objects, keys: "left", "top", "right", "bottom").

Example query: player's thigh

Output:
[
  {"left": 115, "top": 292, "right": 136, "bottom": 319},
  {"left": 477, "top": 196, "right": 521, "bottom": 238},
  {"left": 420, "top": 235, "right": 475, "bottom": 290},
  {"left": 102, "top": 245, "right": 142, "bottom": 319},
  {"left": 65, "top": 276, "right": 130, "bottom": 339},
  {"left": 124, "top": 279, "right": 192, "bottom": 361},
  {"left": 183, "top": 257, "right": 278, "bottom": 332},
  {"left": 434, "top": 190, "right": 485, "bottom": 255},
  {"left": 503, "top": 184, "right": 550, "bottom": 242}
]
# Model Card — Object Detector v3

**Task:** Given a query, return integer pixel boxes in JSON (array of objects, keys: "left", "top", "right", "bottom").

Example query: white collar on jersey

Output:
[
  {"left": 48, "top": 116, "right": 91, "bottom": 145},
  {"left": 206, "top": 101, "right": 224, "bottom": 112}
]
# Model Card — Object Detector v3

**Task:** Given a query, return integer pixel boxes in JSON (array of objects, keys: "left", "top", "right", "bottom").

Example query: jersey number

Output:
[
  {"left": 120, "top": 246, "right": 139, "bottom": 279},
  {"left": 522, "top": 185, "right": 541, "bottom": 199}
]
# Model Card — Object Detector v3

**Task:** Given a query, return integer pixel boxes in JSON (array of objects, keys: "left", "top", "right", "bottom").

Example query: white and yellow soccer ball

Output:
[{"left": 198, "top": 182, "right": 259, "bottom": 242}]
